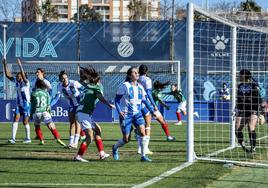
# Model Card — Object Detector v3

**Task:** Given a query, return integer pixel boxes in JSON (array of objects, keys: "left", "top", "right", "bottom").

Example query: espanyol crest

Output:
[{"left": 117, "top": 35, "right": 134, "bottom": 58}]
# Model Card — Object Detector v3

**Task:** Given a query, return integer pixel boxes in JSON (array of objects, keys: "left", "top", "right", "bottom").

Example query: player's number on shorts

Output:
[{"left": 36, "top": 96, "right": 47, "bottom": 107}]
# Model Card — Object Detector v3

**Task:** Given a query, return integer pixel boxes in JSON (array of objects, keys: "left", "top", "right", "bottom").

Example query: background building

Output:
[{"left": 21, "top": 0, "right": 160, "bottom": 22}]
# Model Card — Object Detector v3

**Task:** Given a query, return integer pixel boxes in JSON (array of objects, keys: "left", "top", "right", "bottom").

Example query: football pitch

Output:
[{"left": 0, "top": 122, "right": 268, "bottom": 188}]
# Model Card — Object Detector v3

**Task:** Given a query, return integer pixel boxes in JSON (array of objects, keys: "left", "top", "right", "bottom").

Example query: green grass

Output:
[{"left": 0, "top": 121, "right": 267, "bottom": 187}]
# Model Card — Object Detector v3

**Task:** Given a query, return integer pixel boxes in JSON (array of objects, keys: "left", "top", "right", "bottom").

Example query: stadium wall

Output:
[{"left": 0, "top": 100, "right": 230, "bottom": 122}]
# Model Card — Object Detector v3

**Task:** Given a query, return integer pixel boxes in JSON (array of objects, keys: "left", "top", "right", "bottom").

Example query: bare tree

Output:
[
  {"left": 160, "top": 0, "right": 172, "bottom": 20},
  {"left": 211, "top": 1, "right": 238, "bottom": 12},
  {"left": 0, "top": 0, "right": 21, "bottom": 21}
]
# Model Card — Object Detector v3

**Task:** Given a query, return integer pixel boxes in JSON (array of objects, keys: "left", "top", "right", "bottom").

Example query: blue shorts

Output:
[
  {"left": 69, "top": 106, "right": 78, "bottom": 113},
  {"left": 141, "top": 106, "right": 150, "bottom": 116},
  {"left": 120, "top": 113, "right": 145, "bottom": 135},
  {"left": 14, "top": 105, "right": 30, "bottom": 119}
]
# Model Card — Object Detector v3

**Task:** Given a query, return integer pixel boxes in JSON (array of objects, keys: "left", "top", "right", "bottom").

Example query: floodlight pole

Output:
[
  {"left": 186, "top": 3, "right": 194, "bottom": 163},
  {"left": 2, "top": 24, "right": 7, "bottom": 100}
]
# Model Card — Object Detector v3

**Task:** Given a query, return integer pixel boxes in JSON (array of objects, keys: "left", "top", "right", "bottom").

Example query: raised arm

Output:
[
  {"left": 17, "top": 59, "right": 28, "bottom": 83},
  {"left": 96, "top": 92, "right": 115, "bottom": 109},
  {"left": 2, "top": 58, "right": 14, "bottom": 81}
]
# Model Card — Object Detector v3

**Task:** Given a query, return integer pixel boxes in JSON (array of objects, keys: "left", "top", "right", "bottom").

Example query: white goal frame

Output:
[{"left": 186, "top": 3, "right": 268, "bottom": 167}]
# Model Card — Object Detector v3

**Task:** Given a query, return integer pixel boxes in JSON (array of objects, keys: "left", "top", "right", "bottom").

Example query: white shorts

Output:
[
  {"left": 177, "top": 101, "right": 187, "bottom": 112},
  {"left": 33, "top": 112, "right": 53, "bottom": 125},
  {"left": 76, "top": 112, "right": 96, "bottom": 131}
]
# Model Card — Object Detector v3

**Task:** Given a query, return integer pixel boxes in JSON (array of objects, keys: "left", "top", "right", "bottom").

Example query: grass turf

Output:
[{"left": 0, "top": 121, "right": 267, "bottom": 187}]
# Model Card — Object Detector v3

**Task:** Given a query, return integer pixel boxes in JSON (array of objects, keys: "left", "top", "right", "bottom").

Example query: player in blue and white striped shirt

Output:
[
  {"left": 51, "top": 71, "right": 83, "bottom": 148},
  {"left": 3, "top": 58, "right": 31, "bottom": 144},
  {"left": 113, "top": 67, "right": 156, "bottom": 162}
]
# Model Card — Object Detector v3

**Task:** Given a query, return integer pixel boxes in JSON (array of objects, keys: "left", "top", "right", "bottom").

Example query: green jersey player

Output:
[
  {"left": 30, "top": 79, "right": 65, "bottom": 146},
  {"left": 74, "top": 66, "right": 114, "bottom": 162}
]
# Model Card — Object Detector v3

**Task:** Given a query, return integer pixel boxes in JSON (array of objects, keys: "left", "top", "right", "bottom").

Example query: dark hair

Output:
[
  {"left": 16, "top": 72, "right": 28, "bottom": 79},
  {"left": 239, "top": 69, "right": 251, "bottom": 80},
  {"left": 58, "top": 70, "right": 67, "bottom": 81},
  {"left": 35, "top": 79, "right": 48, "bottom": 90},
  {"left": 36, "top": 68, "right": 45, "bottom": 76},
  {"left": 153, "top": 80, "right": 170, "bottom": 90},
  {"left": 80, "top": 65, "right": 100, "bottom": 84},
  {"left": 139, "top": 64, "right": 148, "bottom": 76},
  {"left": 125, "top": 67, "right": 137, "bottom": 82}
]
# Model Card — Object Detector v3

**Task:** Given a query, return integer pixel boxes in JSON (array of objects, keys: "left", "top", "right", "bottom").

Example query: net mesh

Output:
[
  {"left": 1, "top": 61, "right": 178, "bottom": 101},
  {"left": 192, "top": 7, "right": 268, "bottom": 166}
]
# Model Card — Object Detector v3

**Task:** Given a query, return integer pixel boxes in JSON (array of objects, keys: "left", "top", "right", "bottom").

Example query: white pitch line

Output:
[
  {"left": 0, "top": 183, "right": 134, "bottom": 187},
  {"left": 131, "top": 162, "right": 193, "bottom": 188}
]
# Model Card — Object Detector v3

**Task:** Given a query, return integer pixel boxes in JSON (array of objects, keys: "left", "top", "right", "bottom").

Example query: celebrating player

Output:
[
  {"left": 3, "top": 58, "right": 31, "bottom": 144},
  {"left": 51, "top": 71, "right": 83, "bottom": 148},
  {"left": 235, "top": 69, "right": 261, "bottom": 153},
  {"left": 74, "top": 66, "right": 113, "bottom": 162},
  {"left": 164, "top": 84, "right": 199, "bottom": 125},
  {"left": 30, "top": 79, "right": 66, "bottom": 146},
  {"left": 113, "top": 67, "right": 156, "bottom": 162}
]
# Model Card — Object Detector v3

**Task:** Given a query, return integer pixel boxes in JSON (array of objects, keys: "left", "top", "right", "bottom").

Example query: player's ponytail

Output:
[
  {"left": 139, "top": 64, "right": 148, "bottom": 76},
  {"left": 153, "top": 80, "right": 170, "bottom": 90}
]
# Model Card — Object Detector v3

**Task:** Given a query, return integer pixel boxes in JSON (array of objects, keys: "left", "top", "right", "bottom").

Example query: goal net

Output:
[
  {"left": 186, "top": 3, "right": 268, "bottom": 167},
  {"left": 3, "top": 60, "right": 180, "bottom": 102}
]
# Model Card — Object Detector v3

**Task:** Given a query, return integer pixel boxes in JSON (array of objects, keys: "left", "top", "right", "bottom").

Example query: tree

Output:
[
  {"left": 72, "top": 4, "right": 101, "bottom": 22},
  {"left": 35, "top": 0, "right": 59, "bottom": 22},
  {"left": 211, "top": 1, "right": 238, "bottom": 12},
  {"left": 127, "top": 0, "right": 146, "bottom": 21},
  {"left": 0, "top": 0, "right": 21, "bottom": 21},
  {"left": 160, "top": 0, "right": 172, "bottom": 20},
  {"left": 240, "top": 0, "right": 261, "bottom": 12}
]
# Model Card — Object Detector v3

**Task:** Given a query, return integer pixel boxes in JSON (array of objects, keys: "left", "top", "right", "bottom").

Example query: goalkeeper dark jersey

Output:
[{"left": 236, "top": 82, "right": 261, "bottom": 115}]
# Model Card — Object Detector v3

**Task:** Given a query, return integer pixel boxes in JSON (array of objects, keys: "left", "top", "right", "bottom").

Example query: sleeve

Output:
[
  {"left": 50, "top": 84, "right": 62, "bottom": 107},
  {"left": 45, "top": 79, "right": 52, "bottom": 90},
  {"left": 146, "top": 89, "right": 157, "bottom": 107},
  {"left": 74, "top": 81, "right": 83, "bottom": 90},
  {"left": 145, "top": 78, "right": 152, "bottom": 90},
  {"left": 116, "top": 84, "right": 127, "bottom": 96},
  {"left": 115, "top": 95, "right": 123, "bottom": 114},
  {"left": 47, "top": 92, "right": 51, "bottom": 112},
  {"left": 30, "top": 93, "right": 36, "bottom": 116}
]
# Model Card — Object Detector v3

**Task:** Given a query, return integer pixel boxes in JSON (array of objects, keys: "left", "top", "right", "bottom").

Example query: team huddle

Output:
[{"left": 3, "top": 59, "right": 193, "bottom": 162}]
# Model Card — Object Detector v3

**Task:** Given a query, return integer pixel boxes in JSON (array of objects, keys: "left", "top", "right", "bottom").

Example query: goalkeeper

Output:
[{"left": 235, "top": 69, "right": 261, "bottom": 153}]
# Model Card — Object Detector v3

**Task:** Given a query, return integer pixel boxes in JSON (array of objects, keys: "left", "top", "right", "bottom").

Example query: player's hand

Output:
[
  {"left": 110, "top": 104, "right": 115, "bottom": 109},
  {"left": 154, "top": 106, "right": 158, "bottom": 111},
  {"left": 2, "top": 58, "right": 6, "bottom": 65},
  {"left": 119, "top": 111, "right": 125, "bottom": 119}
]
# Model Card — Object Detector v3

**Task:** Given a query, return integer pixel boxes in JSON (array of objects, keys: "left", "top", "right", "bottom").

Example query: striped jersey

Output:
[
  {"left": 139, "top": 75, "right": 152, "bottom": 90},
  {"left": 13, "top": 79, "right": 30, "bottom": 106},
  {"left": 56, "top": 80, "right": 83, "bottom": 107},
  {"left": 116, "top": 81, "right": 146, "bottom": 115}
]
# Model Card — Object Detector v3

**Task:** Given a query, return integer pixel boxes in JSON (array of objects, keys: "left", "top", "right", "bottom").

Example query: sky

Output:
[{"left": 1, "top": 0, "right": 268, "bottom": 21}]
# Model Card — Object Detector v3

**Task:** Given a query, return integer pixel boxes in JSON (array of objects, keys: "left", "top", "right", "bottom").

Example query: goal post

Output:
[{"left": 186, "top": 3, "right": 268, "bottom": 167}]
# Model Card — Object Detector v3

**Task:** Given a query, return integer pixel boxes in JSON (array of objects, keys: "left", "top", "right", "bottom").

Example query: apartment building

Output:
[{"left": 22, "top": 0, "right": 160, "bottom": 22}]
